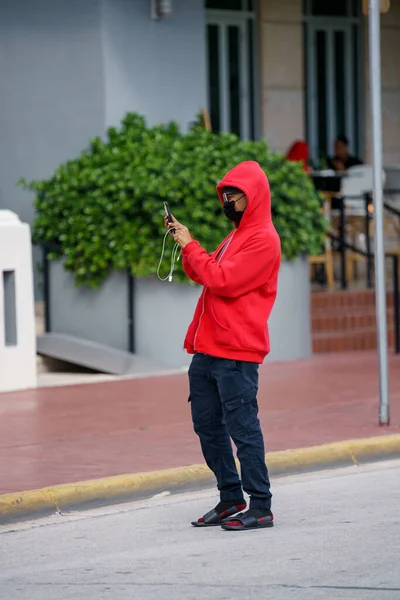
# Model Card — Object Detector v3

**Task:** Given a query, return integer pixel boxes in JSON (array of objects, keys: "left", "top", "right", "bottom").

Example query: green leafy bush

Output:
[{"left": 20, "top": 113, "right": 327, "bottom": 287}]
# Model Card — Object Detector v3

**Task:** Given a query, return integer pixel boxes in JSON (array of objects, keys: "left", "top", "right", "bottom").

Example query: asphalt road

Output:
[{"left": 1, "top": 460, "right": 400, "bottom": 600}]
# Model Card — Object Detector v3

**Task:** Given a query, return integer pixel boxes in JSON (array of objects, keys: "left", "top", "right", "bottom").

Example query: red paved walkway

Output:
[{"left": 1, "top": 351, "right": 400, "bottom": 495}]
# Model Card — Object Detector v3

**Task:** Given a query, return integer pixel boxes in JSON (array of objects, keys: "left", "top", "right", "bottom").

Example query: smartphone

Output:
[{"left": 163, "top": 201, "right": 175, "bottom": 234}]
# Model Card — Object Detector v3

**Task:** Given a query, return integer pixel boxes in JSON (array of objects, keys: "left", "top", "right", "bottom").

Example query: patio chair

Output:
[
  {"left": 383, "top": 165, "right": 400, "bottom": 241},
  {"left": 309, "top": 195, "right": 335, "bottom": 289},
  {"left": 340, "top": 165, "right": 387, "bottom": 282}
]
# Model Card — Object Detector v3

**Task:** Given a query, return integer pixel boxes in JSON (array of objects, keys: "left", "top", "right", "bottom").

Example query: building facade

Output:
[{"left": 0, "top": 0, "right": 399, "bottom": 294}]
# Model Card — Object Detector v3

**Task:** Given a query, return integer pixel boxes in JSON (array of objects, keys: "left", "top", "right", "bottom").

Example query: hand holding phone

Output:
[{"left": 163, "top": 201, "right": 175, "bottom": 234}]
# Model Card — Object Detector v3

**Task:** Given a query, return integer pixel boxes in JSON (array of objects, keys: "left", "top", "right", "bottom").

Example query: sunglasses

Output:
[{"left": 222, "top": 192, "right": 245, "bottom": 204}]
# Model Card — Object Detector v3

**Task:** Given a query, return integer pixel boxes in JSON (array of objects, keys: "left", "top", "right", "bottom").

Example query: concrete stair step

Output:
[
  {"left": 312, "top": 307, "right": 395, "bottom": 333},
  {"left": 312, "top": 328, "right": 395, "bottom": 353},
  {"left": 312, "top": 303, "right": 395, "bottom": 315},
  {"left": 311, "top": 289, "right": 399, "bottom": 353},
  {"left": 311, "top": 290, "right": 395, "bottom": 311}
]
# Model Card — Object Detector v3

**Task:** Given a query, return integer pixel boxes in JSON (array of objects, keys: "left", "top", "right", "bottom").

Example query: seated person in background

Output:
[
  {"left": 285, "top": 140, "right": 311, "bottom": 173},
  {"left": 328, "top": 135, "right": 363, "bottom": 172}
]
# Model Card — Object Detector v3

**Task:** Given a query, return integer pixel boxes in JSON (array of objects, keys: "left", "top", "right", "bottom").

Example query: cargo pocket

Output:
[
  {"left": 222, "top": 391, "right": 256, "bottom": 438},
  {"left": 224, "top": 394, "right": 250, "bottom": 412}
]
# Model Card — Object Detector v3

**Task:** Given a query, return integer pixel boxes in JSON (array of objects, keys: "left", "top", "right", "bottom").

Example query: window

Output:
[
  {"left": 311, "top": 0, "right": 348, "bottom": 16},
  {"left": 207, "top": 25, "right": 221, "bottom": 132},
  {"left": 304, "top": 0, "right": 360, "bottom": 17},
  {"left": 206, "top": 0, "right": 252, "bottom": 9},
  {"left": 206, "top": 2, "right": 256, "bottom": 139},
  {"left": 304, "top": 0, "right": 362, "bottom": 164}
]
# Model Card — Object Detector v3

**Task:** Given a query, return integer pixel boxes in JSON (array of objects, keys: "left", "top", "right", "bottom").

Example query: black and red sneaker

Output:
[
  {"left": 221, "top": 508, "right": 274, "bottom": 531},
  {"left": 191, "top": 500, "right": 247, "bottom": 528}
]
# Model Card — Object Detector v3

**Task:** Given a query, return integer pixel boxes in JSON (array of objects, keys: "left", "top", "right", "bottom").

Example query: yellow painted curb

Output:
[
  {"left": 267, "top": 434, "right": 400, "bottom": 471},
  {"left": 1, "top": 434, "right": 400, "bottom": 525}
]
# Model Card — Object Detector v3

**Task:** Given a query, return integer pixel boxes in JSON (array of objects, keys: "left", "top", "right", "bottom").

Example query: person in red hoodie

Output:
[{"left": 166, "top": 161, "right": 281, "bottom": 531}]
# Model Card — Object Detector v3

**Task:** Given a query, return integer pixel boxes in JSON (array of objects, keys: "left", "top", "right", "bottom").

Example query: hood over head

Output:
[{"left": 216, "top": 161, "right": 271, "bottom": 228}]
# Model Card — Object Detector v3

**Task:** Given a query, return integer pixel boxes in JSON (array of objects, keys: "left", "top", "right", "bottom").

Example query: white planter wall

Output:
[
  {"left": 135, "top": 278, "right": 201, "bottom": 368},
  {"left": 49, "top": 265, "right": 129, "bottom": 351},
  {"left": 268, "top": 256, "right": 312, "bottom": 362},
  {"left": 49, "top": 256, "right": 312, "bottom": 369}
]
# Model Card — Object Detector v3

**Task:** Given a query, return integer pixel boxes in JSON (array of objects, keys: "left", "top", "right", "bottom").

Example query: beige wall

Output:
[
  {"left": 259, "top": 0, "right": 304, "bottom": 154},
  {"left": 364, "top": 0, "right": 400, "bottom": 165}
]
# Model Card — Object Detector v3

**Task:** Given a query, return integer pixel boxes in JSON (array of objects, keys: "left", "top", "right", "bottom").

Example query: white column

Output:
[{"left": 0, "top": 211, "right": 37, "bottom": 392}]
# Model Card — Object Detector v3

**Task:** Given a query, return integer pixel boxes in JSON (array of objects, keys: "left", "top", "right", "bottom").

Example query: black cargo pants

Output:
[{"left": 188, "top": 352, "right": 272, "bottom": 510}]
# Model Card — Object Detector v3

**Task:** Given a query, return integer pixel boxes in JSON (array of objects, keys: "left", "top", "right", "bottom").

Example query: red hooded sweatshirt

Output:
[{"left": 181, "top": 161, "right": 281, "bottom": 364}]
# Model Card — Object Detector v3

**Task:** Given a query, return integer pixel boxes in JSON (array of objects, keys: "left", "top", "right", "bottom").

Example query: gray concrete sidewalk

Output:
[{"left": 1, "top": 460, "right": 399, "bottom": 600}]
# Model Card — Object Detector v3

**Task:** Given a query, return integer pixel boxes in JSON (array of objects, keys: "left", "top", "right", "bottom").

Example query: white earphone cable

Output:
[{"left": 157, "top": 227, "right": 182, "bottom": 282}]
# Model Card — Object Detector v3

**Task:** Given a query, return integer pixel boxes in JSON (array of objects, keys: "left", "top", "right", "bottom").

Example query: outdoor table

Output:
[{"left": 311, "top": 171, "right": 342, "bottom": 195}]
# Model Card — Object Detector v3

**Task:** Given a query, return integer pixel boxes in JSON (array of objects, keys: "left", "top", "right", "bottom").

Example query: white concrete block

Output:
[{"left": 0, "top": 210, "right": 37, "bottom": 392}]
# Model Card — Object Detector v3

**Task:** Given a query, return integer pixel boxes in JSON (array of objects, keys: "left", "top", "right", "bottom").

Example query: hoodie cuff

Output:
[{"left": 182, "top": 240, "right": 200, "bottom": 255}]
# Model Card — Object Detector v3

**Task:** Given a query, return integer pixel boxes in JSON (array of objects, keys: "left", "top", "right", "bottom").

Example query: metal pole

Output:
[
  {"left": 369, "top": 0, "right": 390, "bottom": 425},
  {"left": 127, "top": 273, "right": 135, "bottom": 353},
  {"left": 339, "top": 198, "right": 347, "bottom": 289},
  {"left": 393, "top": 255, "right": 400, "bottom": 355},
  {"left": 365, "top": 194, "right": 373, "bottom": 289},
  {"left": 43, "top": 244, "right": 51, "bottom": 334}
]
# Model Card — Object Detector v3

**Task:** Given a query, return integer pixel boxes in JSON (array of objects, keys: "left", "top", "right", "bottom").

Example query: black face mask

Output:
[
  {"left": 223, "top": 201, "right": 244, "bottom": 223},
  {"left": 223, "top": 193, "right": 245, "bottom": 224}
]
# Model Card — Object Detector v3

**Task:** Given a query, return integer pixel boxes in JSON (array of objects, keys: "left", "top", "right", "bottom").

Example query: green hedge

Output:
[{"left": 20, "top": 113, "right": 327, "bottom": 287}]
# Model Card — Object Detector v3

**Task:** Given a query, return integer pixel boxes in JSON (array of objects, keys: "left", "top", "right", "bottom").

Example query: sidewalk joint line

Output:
[
  {"left": 45, "top": 490, "right": 63, "bottom": 515},
  {"left": 345, "top": 446, "right": 359, "bottom": 466}
]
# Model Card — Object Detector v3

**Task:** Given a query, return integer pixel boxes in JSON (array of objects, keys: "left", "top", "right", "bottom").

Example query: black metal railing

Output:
[
  {"left": 333, "top": 192, "right": 400, "bottom": 287},
  {"left": 39, "top": 241, "right": 60, "bottom": 334},
  {"left": 329, "top": 193, "right": 400, "bottom": 354}
]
